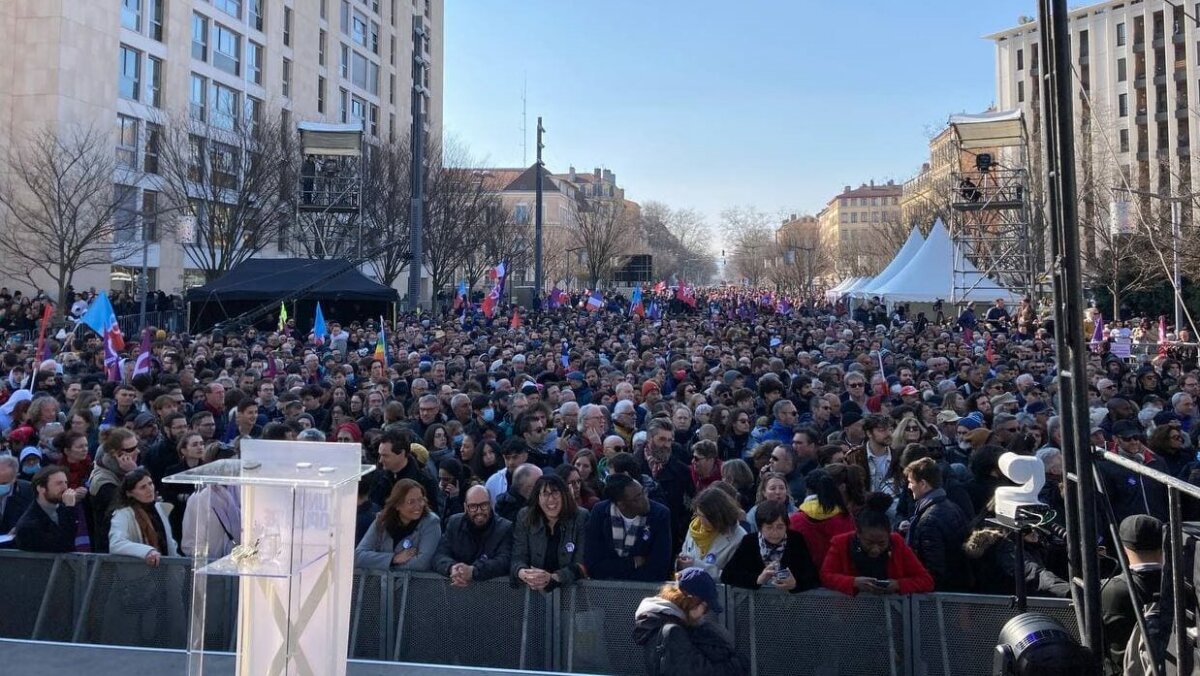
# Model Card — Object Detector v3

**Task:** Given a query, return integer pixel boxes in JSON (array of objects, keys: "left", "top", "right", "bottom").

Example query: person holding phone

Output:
[
  {"left": 820, "top": 492, "right": 933, "bottom": 596},
  {"left": 720, "top": 501, "right": 818, "bottom": 593}
]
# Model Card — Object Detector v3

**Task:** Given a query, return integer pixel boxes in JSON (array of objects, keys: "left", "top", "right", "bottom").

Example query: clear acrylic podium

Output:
[{"left": 165, "top": 440, "right": 373, "bottom": 676}]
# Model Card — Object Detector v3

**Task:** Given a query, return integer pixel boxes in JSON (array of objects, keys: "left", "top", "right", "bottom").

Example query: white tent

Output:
[
  {"left": 873, "top": 219, "right": 1023, "bottom": 304},
  {"left": 844, "top": 276, "right": 873, "bottom": 297},
  {"left": 825, "top": 276, "right": 858, "bottom": 302},
  {"left": 853, "top": 226, "right": 926, "bottom": 299}
]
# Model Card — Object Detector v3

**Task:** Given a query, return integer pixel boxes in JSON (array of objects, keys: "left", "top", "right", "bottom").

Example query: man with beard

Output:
[
  {"left": 639, "top": 419, "right": 695, "bottom": 554},
  {"left": 13, "top": 465, "right": 81, "bottom": 552},
  {"left": 144, "top": 412, "right": 189, "bottom": 483},
  {"left": 433, "top": 485, "right": 514, "bottom": 586}
]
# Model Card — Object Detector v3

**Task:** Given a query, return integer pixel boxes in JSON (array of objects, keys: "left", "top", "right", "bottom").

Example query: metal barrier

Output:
[{"left": 0, "top": 550, "right": 1081, "bottom": 675}]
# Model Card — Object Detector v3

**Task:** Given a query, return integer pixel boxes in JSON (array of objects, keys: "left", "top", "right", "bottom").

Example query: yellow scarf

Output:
[
  {"left": 688, "top": 516, "right": 717, "bottom": 556},
  {"left": 799, "top": 497, "right": 843, "bottom": 522}
]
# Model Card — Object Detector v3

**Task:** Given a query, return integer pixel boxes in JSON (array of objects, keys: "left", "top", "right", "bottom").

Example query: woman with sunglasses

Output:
[{"left": 718, "top": 410, "right": 754, "bottom": 461}]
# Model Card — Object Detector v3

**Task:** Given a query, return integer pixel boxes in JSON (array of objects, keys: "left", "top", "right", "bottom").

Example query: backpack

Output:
[{"left": 1122, "top": 595, "right": 1170, "bottom": 676}]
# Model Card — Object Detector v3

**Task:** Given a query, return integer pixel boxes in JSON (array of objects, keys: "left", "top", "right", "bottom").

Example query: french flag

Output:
[
  {"left": 586, "top": 289, "right": 603, "bottom": 312},
  {"left": 80, "top": 292, "right": 125, "bottom": 382}
]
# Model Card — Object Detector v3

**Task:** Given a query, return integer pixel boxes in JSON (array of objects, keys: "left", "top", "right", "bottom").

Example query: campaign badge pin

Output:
[
  {"left": 642, "top": 529, "right": 651, "bottom": 541},
  {"left": 565, "top": 542, "right": 575, "bottom": 553},
  {"left": 704, "top": 553, "right": 716, "bottom": 564},
  {"left": 401, "top": 539, "right": 413, "bottom": 549}
]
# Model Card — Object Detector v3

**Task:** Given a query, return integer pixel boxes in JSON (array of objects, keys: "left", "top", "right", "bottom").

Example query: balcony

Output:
[
  {"left": 1178, "top": 105, "right": 1190, "bottom": 119},
  {"left": 1134, "top": 40, "right": 1146, "bottom": 53},
  {"left": 1174, "top": 32, "right": 1186, "bottom": 45},
  {"left": 1135, "top": 74, "right": 1147, "bottom": 88},
  {"left": 1138, "top": 150, "right": 1150, "bottom": 161}
]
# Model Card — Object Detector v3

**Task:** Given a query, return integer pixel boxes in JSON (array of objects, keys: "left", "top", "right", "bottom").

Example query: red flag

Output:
[
  {"left": 1159, "top": 315, "right": 1169, "bottom": 357},
  {"left": 34, "top": 302, "right": 53, "bottom": 365},
  {"left": 481, "top": 283, "right": 500, "bottom": 318},
  {"left": 510, "top": 309, "right": 522, "bottom": 330},
  {"left": 985, "top": 338, "right": 994, "bottom": 364}
]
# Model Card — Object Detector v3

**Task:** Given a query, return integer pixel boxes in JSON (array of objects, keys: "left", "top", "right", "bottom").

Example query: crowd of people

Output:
[{"left": 0, "top": 286, "right": 1193, "bottom": 675}]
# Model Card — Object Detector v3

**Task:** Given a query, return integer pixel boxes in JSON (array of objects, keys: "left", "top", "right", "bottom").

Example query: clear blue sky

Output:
[{"left": 443, "top": 0, "right": 1033, "bottom": 230}]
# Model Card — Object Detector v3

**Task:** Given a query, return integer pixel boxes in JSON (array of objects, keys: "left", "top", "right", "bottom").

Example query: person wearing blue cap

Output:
[{"left": 632, "top": 567, "right": 746, "bottom": 675}]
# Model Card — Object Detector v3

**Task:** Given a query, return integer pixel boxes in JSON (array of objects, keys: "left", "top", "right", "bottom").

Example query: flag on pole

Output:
[
  {"left": 653, "top": 281, "right": 667, "bottom": 294},
  {"left": 374, "top": 317, "right": 388, "bottom": 365},
  {"left": 1089, "top": 313, "right": 1105, "bottom": 353},
  {"left": 80, "top": 292, "right": 124, "bottom": 381},
  {"left": 312, "top": 302, "right": 328, "bottom": 345},
  {"left": 648, "top": 301, "right": 661, "bottom": 320},
  {"left": 510, "top": 308, "right": 522, "bottom": 330},
  {"left": 586, "top": 289, "right": 604, "bottom": 312},
  {"left": 481, "top": 283, "right": 501, "bottom": 318},
  {"left": 560, "top": 340, "right": 570, "bottom": 368},
  {"left": 278, "top": 302, "right": 288, "bottom": 332},
  {"left": 34, "top": 302, "right": 53, "bottom": 365},
  {"left": 133, "top": 328, "right": 153, "bottom": 378},
  {"left": 453, "top": 281, "right": 468, "bottom": 311},
  {"left": 548, "top": 287, "right": 563, "bottom": 310},
  {"left": 630, "top": 285, "right": 644, "bottom": 317}
]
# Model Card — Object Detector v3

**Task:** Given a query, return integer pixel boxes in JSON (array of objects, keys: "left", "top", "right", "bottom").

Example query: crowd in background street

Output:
[{"left": 0, "top": 286, "right": 1193, "bottom": 675}]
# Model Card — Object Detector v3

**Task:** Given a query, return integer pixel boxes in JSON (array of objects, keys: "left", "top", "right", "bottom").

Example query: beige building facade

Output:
[
  {"left": 816, "top": 180, "right": 903, "bottom": 277},
  {"left": 0, "top": 0, "right": 443, "bottom": 297}
]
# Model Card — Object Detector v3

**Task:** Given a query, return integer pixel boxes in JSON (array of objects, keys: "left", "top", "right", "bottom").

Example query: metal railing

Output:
[{"left": 0, "top": 550, "right": 1078, "bottom": 676}]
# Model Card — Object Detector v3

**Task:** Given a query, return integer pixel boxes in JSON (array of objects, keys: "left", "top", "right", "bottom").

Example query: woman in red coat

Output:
[
  {"left": 820, "top": 492, "right": 934, "bottom": 596},
  {"left": 790, "top": 468, "right": 856, "bottom": 568}
]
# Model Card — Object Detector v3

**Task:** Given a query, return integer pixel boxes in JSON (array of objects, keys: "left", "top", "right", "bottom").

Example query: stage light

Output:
[{"left": 993, "top": 613, "right": 1095, "bottom": 676}]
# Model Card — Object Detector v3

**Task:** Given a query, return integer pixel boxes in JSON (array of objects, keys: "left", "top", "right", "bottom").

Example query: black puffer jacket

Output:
[
  {"left": 631, "top": 597, "right": 746, "bottom": 676},
  {"left": 906, "top": 488, "right": 971, "bottom": 591}
]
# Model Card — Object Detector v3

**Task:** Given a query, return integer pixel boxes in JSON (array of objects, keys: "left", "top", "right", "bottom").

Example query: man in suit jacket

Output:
[
  {"left": 0, "top": 455, "right": 34, "bottom": 536},
  {"left": 14, "top": 466, "right": 78, "bottom": 553}
]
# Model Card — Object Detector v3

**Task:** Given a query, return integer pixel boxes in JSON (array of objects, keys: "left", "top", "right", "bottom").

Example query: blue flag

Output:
[
  {"left": 313, "top": 302, "right": 328, "bottom": 345},
  {"left": 560, "top": 340, "right": 570, "bottom": 368}
]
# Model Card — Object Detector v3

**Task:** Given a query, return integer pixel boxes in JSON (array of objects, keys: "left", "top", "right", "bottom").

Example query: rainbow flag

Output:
[{"left": 374, "top": 316, "right": 388, "bottom": 365}]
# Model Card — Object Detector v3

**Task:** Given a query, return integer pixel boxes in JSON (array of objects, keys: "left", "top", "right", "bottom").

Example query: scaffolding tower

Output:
[
  {"left": 948, "top": 110, "right": 1037, "bottom": 302},
  {"left": 296, "top": 122, "right": 365, "bottom": 258}
]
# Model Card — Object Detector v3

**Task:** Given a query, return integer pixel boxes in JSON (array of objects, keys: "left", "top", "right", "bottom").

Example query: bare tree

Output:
[
  {"left": 153, "top": 112, "right": 291, "bottom": 282},
  {"left": 423, "top": 141, "right": 497, "bottom": 309},
  {"left": 721, "top": 206, "right": 774, "bottom": 286},
  {"left": 0, "top": 124, "right": 142, "bottom": 309},
  {"left": 642, "top": 201, "right": 717, "bottom": 284},
  {"left": 571, "top": 198, "right": 639, "bottom": 288},
  {"left": 462, "top": 204, "right": 531, "bottom": 292},
  {"left": 360, "top": 139, "right": 413, "bottom": 288},
  {"left": 771, "top": 227, "right": 838, "bottom": 297}
]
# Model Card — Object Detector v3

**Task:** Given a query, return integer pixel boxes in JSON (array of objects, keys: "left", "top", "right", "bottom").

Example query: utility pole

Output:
[
  {"left": 407, "top": 19, "right": 428, "bottom": 313},
  {"left": 1172, "top": 200, "right": 1183, "bottom": 332},
  {"left": 533, "top": 116, "right": 545, "bottom": 307}
]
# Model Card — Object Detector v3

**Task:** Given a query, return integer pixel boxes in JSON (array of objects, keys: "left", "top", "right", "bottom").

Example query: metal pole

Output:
[
  {"left": 534, "top": 117, "right": 545, "bottom": 307},
  {"left": 1172, "top": 199, "right": 1182, "bottom": 331},
  {"left": 407, "top": 22, "right": 426, "bottom": 314},
  {"left": 138, "top": 235, "right": 149, "bottom": 331},
  {"left": 1038, "top": 0, "right": 1104, "bottom": 653}
]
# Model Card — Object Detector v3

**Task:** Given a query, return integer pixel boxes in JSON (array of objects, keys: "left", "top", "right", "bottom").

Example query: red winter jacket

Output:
[
  {"left": 789, "top": 509, "right": 855, "bottom": 569},
  {"left": 820, "top": 531, "right": 934, "bottom": 596}
]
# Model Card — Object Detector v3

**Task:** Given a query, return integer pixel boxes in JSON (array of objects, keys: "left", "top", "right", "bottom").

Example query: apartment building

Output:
[
  {"left": 816, "top": 180, "right": 903, "bottom": 276},
  {"left": 989, "top": 1, "right": 1197, "bottom": 253},
  {"left": 0, "top": 0, "right": 443, "bottom": 296}
]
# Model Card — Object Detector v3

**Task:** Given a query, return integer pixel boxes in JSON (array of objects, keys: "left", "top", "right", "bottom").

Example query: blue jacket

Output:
[
  {"left": 583, "top": 499, "right": 673, "bottom": 582},
  {"left": 760, "top": 420, "right": 795, "bottom": 446}
]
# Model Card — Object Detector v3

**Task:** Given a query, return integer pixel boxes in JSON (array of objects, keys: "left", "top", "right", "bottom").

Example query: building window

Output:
[
  {"left": 1017, "top": 48, "right": 1024, "bottom": 70},
  {"left": 144, "top": 122, "right": 161, "bottom": 174},
  {"left": 390, "top": 35, "right": 396, "bottom": 66},
  {"left": 122, "top": 0, "right": 141, "bottom": 32},
  {"left": 1118, "top": 57, "right": 1127, "bottom": 82},
  {"left": 1018, "top": 81, "right": 1024, "bottom": 103},
  {"left": 140, "top": 56, "right": 160, "bottom": 108},
  {"left": 389, "top": 73, "right": 395, "bottom": 104},
  {"left": 514, "top": 203, "right": 529, "bottom": 224},
  {"left": 249, "top": 0, "right": 264, "bottom": 31},
  {"left": 319, "top": 30, "right": 327, "bottom": 65},
  {"left": 370, "top": 21, "right": 380, "bottom": 54},
  {"left": 116, "top": 115, "right": 139, "bottom": 168},
  {"left": 321, "top": 0, "right": 328, "bottom": 20},
  {"left": 192, "top": 14, "right": 208, "bottom": 62},
  {"left": 244, "top": 96, "right": 262, "bottom": 132},
  {"left": 114, "top": 185, "right": 139, "bottom": 242},
  {"left": 213, "top": 25, "right": 241, "bottom": 76},
  {"left": 1079, "top": 29, "right": 1089, "bottom": 58},
  {"left": 190, "top": 73, "right": 207, "bottom": 121},
  {"left": 350, "top": 95, "right": 366, "bottom": 127},
  {"left": 148, "top": 0, "right": 164, "bottom": 41},
  {"left": 318, "top": 76, "right": 326, "bottom": 112},
  {"left": 850, "top": 212, "right": 858, "bottom": 224},
  {"left": 212, "top": 83, "right": 239, "bottom": 130},
  {"left": 282, "top": 58, "right": 292, "bottom": 97},
  {"left": 1119, "top": 92, "right": 1129, "bottom": 117},
  {"left": 1120, "top": 128, "right": 1130, "bottom": 152},
  {"left": 118, "top": 45, "right": 141, "bottom": 100},
  {"left": 248, "top": 41, "right": 263, "bottom": 84},
  {"left": 369, "top": 103, "right": 378, "bottom": 136},
  {"left": 142, "top": 190, "right": 159, "bottom": 242},
  {"left": 283, "top": 7, "right": 293, "bottom": 46},
  {"left": 1117, "top": 21, "right": 1126, "bottom": 46},
  {"left": 351, "top": 51, "right": 368, "bottom": 88},
  {"left": 352, "top": 12, "right": 368, "bottom": 47},
  {"left": 341, "top": 44, "right": 350, "bottom": 78},
  {"left": 339, "top": 87, "right": 348, "bottom": 122},
  {"left": 210, "top": 142, "right": 239, "bottom": 189},
  {"left": 215, "top": 0, "right": 241, "bottom": 19}
]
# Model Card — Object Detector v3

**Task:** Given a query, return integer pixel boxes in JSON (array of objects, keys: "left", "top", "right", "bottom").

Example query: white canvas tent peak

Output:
[
  {"left": 873, "top": 219, "right": 1022, "bottom": 304},
  {"left": 854, "top": 226, "right": 926, "bottom": 298},
  {"left": 825, "top": 276, "right": 860, "bottom": 302}
]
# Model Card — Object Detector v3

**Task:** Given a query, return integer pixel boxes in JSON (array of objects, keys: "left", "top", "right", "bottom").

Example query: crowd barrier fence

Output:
[{"left": 0, "top": 550, "right": 1076, "bottom": 676}]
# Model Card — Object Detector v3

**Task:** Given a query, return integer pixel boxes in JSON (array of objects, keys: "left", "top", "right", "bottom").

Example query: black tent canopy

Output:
[{"left": 185, "top": 258, "right": 398, "bottom": 333}]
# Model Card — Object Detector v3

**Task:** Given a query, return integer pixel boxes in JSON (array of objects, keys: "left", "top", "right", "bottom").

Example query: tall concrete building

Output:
[
  {"left": 989, "top": 1, "right": 1197, "bottom": 256},
  {"left": 816, "top": 180, "right": 903, "bottom": 276},
  {"left": 0, "top": 0, "right": 443, "bottom": 297}
]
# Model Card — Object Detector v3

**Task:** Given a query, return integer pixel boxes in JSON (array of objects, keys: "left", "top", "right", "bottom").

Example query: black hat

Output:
[
  {"left": 1112, "top": 419, "right": 1143, "bottom": 439},
  {"left": 1119, "top": 514, "right": 1163, "bottom": 551}
]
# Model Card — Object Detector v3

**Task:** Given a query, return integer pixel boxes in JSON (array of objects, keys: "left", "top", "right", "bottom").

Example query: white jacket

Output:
[
  {"left": 180, "top": 485, "right": 241, "bottom": 559},
  {"left": 678, "top": 524, "right": 747, "bottom": 579},
  {"left": 110, "top": 502, "right": 178, "bottom": 560}
]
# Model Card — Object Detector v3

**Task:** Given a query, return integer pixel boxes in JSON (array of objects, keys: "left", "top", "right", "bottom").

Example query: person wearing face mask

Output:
[
  {"left": 18, "top": 446, "right": 43, "bottom": 478},
  {"left": 0, "top": 454, "right": 35, "bottom": 536}
]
